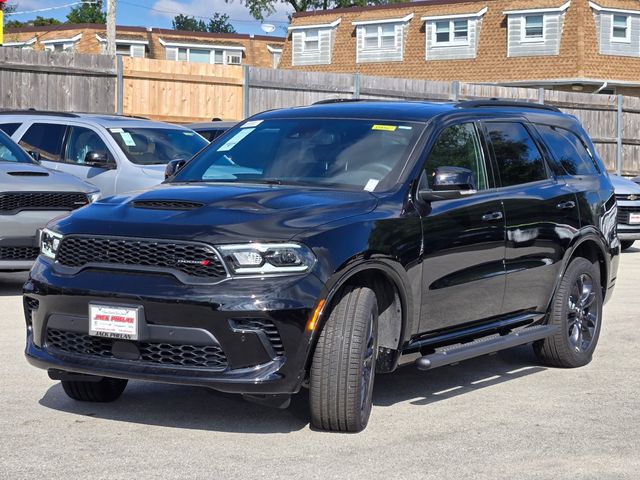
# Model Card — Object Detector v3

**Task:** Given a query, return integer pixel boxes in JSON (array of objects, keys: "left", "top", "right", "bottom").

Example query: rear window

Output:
[
  {"left": 19, "top": 123, "right": 67, "bottom": 162},
  {"left": 0, "top": 123, "right": 21, "bottom": 136},
  {"left": 537, "top": 125, "right": 600, "bottom": 176}
]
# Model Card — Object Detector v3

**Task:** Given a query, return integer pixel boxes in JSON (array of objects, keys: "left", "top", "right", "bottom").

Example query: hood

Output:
[
  {"left": 0, "top": 162, "right": 96, "bottom": 193},
  {"left": 609, "top": 175, "right": 640, "bottom": 196},
  {"left": 51, "top": 183, "right": 378, "bottom": 244}
]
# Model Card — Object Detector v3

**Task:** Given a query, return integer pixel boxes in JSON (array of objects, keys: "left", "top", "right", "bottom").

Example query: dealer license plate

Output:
[
  {"left": 89, "top": 304, "right": 139, "bottom": 340},
  {"left": 629, "top": 213, "right": 640, "bottom": 224}
]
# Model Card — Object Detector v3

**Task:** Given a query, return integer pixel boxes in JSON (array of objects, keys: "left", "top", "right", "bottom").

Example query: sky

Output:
[{"left": 6, "top": 0, "right": 294, "bottom": 36}]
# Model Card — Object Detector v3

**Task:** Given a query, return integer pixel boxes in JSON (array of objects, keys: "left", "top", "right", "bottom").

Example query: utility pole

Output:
[{"left": 106, "top": 0, "right": 116, "bottom": 56}]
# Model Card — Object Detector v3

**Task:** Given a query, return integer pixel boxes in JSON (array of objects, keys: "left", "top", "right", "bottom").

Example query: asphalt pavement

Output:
[{"left": 1, "top": 250, "right": 639, "bottom": 479}]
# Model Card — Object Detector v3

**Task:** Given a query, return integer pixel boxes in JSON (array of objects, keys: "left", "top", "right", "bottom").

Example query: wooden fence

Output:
[
  {"left": 0, "top": 47, "right": 638, "bottom": 174},
  {"left": 0, "top": 47, "right": 115, "bottom": 113}
]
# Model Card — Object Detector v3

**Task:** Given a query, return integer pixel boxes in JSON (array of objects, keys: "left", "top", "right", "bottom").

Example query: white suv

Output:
[{"left": 0, "top": 112, "right": 209, "bottom": 197}]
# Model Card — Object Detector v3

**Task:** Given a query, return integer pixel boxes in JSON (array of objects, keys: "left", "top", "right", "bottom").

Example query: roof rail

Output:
[
  {"left": 457, "top": 99, "right": 561, "bottom": 113},
  {"left": 0, "top": 109, "right": 80, "bottom": 118}
]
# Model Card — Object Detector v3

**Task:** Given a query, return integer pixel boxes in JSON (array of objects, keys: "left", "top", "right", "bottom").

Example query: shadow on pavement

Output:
[
  {"left": 38, "top": 345, "right": 545, "bottom": 433},
  {"left": 0, "top": 272, "right": 28, "bottom": 297}
]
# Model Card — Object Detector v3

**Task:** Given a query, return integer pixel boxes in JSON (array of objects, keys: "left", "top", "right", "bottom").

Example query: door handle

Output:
[
  {"left": 482, "top": 211, "right": 503, "bottom": 221},
  {"left": 556, "top": 201, "right": 576, "bottom": 210}
]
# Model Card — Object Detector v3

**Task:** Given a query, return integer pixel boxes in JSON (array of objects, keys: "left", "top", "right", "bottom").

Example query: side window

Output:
[
  {"left": 536, "top": 125, "right": 600, "bottom": 176},
  {"left": 485, "top": 122, "right": 547, "bottom": 187},
  {"left": 19, "top": 123, "right": 67, "bottom": 162},
  {"left": 0, "top": 123, "right": 21, "bottom": 136},
  {"left": 423, "top": 123, "right": 488, "bottom": 190},
  {"left": 64, "top": 126, "right": 113, "bottom": 165}
]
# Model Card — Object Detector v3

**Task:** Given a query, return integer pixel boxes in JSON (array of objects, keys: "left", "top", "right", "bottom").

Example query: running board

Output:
[{"left": 415, "top": 325, "right": 559, "bottom": 371}]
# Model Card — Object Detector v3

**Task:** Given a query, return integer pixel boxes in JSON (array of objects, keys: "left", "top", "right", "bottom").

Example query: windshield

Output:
[
  {"left": 109, "top": 128, "right": 208, "bottom": 165},
  {"left": 173, "top": 118, "right": 423, "bottom": 191},
  {"left": 0, "top": 130, "right": 34, "bottom": 164}
]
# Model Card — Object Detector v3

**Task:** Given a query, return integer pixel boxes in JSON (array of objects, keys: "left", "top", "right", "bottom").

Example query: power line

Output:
[
  {"left": 5, "top": 1, "right": 98, "bottom": 16},
  {"left": 117, "top": 0, "right": 289, "bottom": 25}
]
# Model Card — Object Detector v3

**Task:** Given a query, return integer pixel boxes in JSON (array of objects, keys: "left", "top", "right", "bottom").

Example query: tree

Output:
[
  {"left": 173, "top": 13, "right": 236, "bottom": 34},
  {"left": 66, "top": 0, "right": 106, "bottom": 24},
  {"left": 208, "top": 13, "right": 236, "bottom": 33},
  {"left": 238, "top": 0, "right": 406, "bottom": 21},
  {"left": 5, "top": 16, "right": 62, "bottom": 28}
]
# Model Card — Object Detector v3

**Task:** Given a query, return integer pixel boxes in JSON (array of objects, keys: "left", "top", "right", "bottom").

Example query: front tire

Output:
[
  {"left": 309, "top": 285, "right": 378, "bottom": 433},
  {"left": 534, "top": 257, "right": 602, "bottom": 368},
  {"left": 621, "top": 240, "right": 635, "bottom": 251},
  {"left": 61, "top": 377, "right": 128, "bottom": 402}
]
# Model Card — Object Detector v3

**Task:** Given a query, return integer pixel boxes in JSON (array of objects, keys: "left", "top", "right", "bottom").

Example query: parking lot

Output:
[{"left": 0, "top": 251, "right": 638, "bottom": 480}]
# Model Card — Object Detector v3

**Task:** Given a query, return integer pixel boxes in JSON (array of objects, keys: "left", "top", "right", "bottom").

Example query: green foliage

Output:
[
  {"left": 173, "top": 13, "right": 236, "bottom": 34},
  {"left": 5, "top": 16, "right": 62, "bottom": 28},
  {"left": 66, "top": 0, "right": 106, "bottom": 24},
  {"left": 239, "top": 0, "right": 407, "bottom": 21}
]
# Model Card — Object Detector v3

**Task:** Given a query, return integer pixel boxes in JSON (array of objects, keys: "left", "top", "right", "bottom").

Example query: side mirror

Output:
[
  {"left": 28, "top": 151, "right": 41, "bottom": 162},
  {"left": 85, "top": 151, "right": 115, "bottom": 169},
  {"left": 165, "top": 158, "right": 187, "bottom": 180},
  {"left": 418, "top": 166, "right": 477, "bottom": 202}
]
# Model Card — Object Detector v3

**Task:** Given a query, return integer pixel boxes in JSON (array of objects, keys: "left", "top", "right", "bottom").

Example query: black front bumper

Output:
[{"left": 24, "top": 258, "right": 326, "bottom": 395}]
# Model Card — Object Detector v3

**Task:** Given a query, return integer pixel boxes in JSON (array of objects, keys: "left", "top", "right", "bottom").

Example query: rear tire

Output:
[
  {"left": 621, "top": 240, "right": 635, "bottom": 251},
  {"left": 309, "top": 285, "right": 378, "bottom": 433},
  {"left": 534, "top": 257, "right": 602, "bottom": 368},
  {"left": 61, "top": 377, "right": 128, "bottom": 402}
]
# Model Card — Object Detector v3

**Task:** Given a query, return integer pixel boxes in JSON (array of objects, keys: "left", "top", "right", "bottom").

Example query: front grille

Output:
[
  {"left": 25, "top": 296, "right": 40, "bottom": 312},
  {"left": 132, "top": 200, "right": 204, "bottom": 210},
  {"left": 617, "top": 205, "right": 640, "bottom": 225},
  {"left": 45, "top": 329, "right": 228, "bottom": 370},
  {"left": 56, "top": 236, "right": 227, "bottom": 280},
  {"left": 233, "top": 319, "right": 284, "bottom": 356},
  {"left": 0, "top": 192, "right": 88, "bottom": 214},
  {"left": 0, "top": 246, "right": 39, "bottom": 261},
  {"left": 616, "top": 194, "right": 640, "bottom": 202}
]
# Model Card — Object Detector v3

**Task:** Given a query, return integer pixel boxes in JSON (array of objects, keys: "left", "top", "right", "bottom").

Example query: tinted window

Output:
[
  {"left": 64, "top": 126, "right": 113, "bottom": 165},
  {"left": 486, "top": 122, "right": 546, "bottom": 187},
  {"left": 537, "top": 125, "right": 599, "bottom": 176},
  {"left": 19, "top": 123, "right": 66, "bottom": 162},
  {"left": 423, "top": 123, "right": 488, "bottom": 190},
  {"left": 0, "top": 123, "right": 21, "bottom": 136},
  {"left": 197, "top": 129, "right": 226, "bottom": 142},
  {"left": 174, "top": 118, "right": 423, "bottom": 192}
]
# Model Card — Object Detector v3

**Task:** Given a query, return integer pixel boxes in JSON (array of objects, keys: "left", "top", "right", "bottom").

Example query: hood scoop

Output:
[
  {"left": 132, "top": 200, "right": 204, "bottom": 211},
  {"left": 7, "top": 171, "right": 49, "bottom": 177}
]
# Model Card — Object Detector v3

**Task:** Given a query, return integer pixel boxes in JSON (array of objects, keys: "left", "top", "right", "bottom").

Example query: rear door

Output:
[
  {"left": 419, "top": 121, "right": 506, "bottom": 333},
  {"left": 483, "top": 120, "right": 581, "bottom": 315}
]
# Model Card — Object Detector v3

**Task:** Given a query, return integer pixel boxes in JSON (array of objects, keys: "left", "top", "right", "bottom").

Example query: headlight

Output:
[
  {"left": 218, "top": 243, "right": 316, "bottom": 276},
  {"left": 40, "top": 228, "right": 64, "bottom": 260},
  {"left": 88, "top": 191, "right": 101, "bottom": 203}
]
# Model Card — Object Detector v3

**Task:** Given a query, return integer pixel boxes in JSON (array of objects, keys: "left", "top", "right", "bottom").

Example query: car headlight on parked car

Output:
[
  {"left": 218, "top": 243, "right": 316, "bottom": 275},
  {"left": 40, "top": 228, "right": 64, "bottom": 260},
  {"left": 88, "top": 191, "right": 101, "bottom": 203}
]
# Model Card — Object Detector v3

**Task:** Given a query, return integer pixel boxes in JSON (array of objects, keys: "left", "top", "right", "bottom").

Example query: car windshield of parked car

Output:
[
  {"left": 173, "top": 118, "right": 423, "bottom": 191},
  {"left": 0, "top": 131, "right": 34, "bottom": 164},
  {"left": 109, "top": 128, "right": 208, "bottom": 165}
]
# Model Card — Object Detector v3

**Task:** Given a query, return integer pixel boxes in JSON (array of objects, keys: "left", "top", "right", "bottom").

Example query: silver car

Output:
[
  {"left": 610, "top": 174, "right": 640, "bottom": 250},
  {"left": 0, "top": 129, "right": 99, "bottom": 271},
  {"left": 0, "top": 112, "right": 209, "bottom": 197}
]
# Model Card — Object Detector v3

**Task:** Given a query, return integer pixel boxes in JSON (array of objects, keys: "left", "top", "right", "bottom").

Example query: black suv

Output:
[{"left": 24, "top": 100, "right": 619, "bottom": 432}]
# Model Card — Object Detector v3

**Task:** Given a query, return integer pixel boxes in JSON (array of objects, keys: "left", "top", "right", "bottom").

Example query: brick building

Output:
[
  {"left": 2, "top": 24, "right": 285, "bottom": 69},
  {"left": 280, "top": 0, "right": 640, "bottom": 95}
]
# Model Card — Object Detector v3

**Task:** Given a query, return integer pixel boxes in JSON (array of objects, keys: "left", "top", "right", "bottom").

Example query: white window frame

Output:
[
  {"left": 95, "top": 34, "right": 148, "bottom": 57},
  {"left": 433, "top": 19, "right": 470, "bottom": 47},
  {"left": 267, "top": 45, "right": 283, "bottom": 68},
  {"left": 521, "top": 14, "right": 546, "bottom": 42},
  {"left": 301, "top": 29, "right": 320, "bottom": 53},
  {"left": 159, "top": 39, "right": 245, "bottom": 65},
  {"left": 611, "top": 14, "right": 631, "bottom": 43},
  {"left": 362, "top": 23, "right": 397, "bottom": 50},
  {"left": 41, "top": 34, "right": 82, "bottom": 53}
]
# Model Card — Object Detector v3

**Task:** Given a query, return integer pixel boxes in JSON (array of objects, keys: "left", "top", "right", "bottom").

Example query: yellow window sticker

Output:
[{"left": 372, "top": 125, "right": 397, "bottom": 132}]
